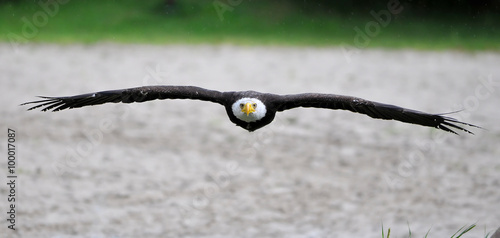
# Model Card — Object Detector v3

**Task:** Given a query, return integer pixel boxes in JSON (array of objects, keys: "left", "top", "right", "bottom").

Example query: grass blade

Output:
[{"left": 451, "top": 224, "right": 476, "bottom": 238}]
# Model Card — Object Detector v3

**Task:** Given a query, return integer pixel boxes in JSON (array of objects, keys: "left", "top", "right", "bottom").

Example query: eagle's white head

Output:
[{"left": 231, "top": 98, "right": 266, "bottom": 122}]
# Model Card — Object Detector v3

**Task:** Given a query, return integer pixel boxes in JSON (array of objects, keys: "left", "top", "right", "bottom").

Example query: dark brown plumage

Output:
[{"left": 21, "top": 85, "right": 478, "bottom": 134}]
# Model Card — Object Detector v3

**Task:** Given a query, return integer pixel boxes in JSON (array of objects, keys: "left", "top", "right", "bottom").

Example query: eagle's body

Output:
[{"left": 22, "top": 85, "right": 478, "bottom": 134}]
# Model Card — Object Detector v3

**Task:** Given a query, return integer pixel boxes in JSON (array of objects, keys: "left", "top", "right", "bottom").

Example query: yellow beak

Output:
[{"left": 242, "top": 102, "right": 256, "bottom": 116}]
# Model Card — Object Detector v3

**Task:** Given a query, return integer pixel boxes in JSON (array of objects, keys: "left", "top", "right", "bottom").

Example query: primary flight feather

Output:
[{"left": 22, "top": 85, "right": 478, "bottom": 134}]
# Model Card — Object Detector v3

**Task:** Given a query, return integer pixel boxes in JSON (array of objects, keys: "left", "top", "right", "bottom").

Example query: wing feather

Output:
[
  {"left": 276, "top": 93, "right": 479, "bottom": 134},
  {"left": 22, "top": 86, "right": 225, "bottom": 112}
]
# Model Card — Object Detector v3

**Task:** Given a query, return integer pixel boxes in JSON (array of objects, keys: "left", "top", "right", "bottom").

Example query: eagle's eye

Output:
[
  {"left": 239, "top": 103, "right": 244, "bottom": 109},
  {"left": 252, "top": 103, "right": 257, "bottom": 108}
]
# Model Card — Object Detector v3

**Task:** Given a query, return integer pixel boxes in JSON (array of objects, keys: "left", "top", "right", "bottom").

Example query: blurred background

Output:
[
  {"left": 1, "top": 1, "right": 500, "bottom": 238},
  {"left": 1, "top": 0, "right": 499, "bottom": 49}
]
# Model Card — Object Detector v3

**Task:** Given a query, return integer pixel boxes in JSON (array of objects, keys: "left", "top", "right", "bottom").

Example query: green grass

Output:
[
  {"left": 382, "top": 224, "right": 495, "bottom": 238},
  {"left": 1, "top": 0, "right": 499, "bottom": 50}
]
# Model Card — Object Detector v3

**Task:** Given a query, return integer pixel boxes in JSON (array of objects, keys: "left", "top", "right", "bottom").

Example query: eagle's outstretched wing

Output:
[
  {"left": 275, "top": 93, "right": 479, "bottom": 134},
  {"left": 21, "top": 86, "right": 226, "bottom": 112}
]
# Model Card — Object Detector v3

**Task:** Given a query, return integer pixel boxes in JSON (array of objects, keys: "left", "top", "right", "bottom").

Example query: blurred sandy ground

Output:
[{"left": 0, "top": 43, "right": 499, "bottom": 237}]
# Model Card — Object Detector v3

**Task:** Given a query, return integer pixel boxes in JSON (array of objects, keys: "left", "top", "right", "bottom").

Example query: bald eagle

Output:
[{"left": 22, "top": 85, "right": 478, "bottom": 134}]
